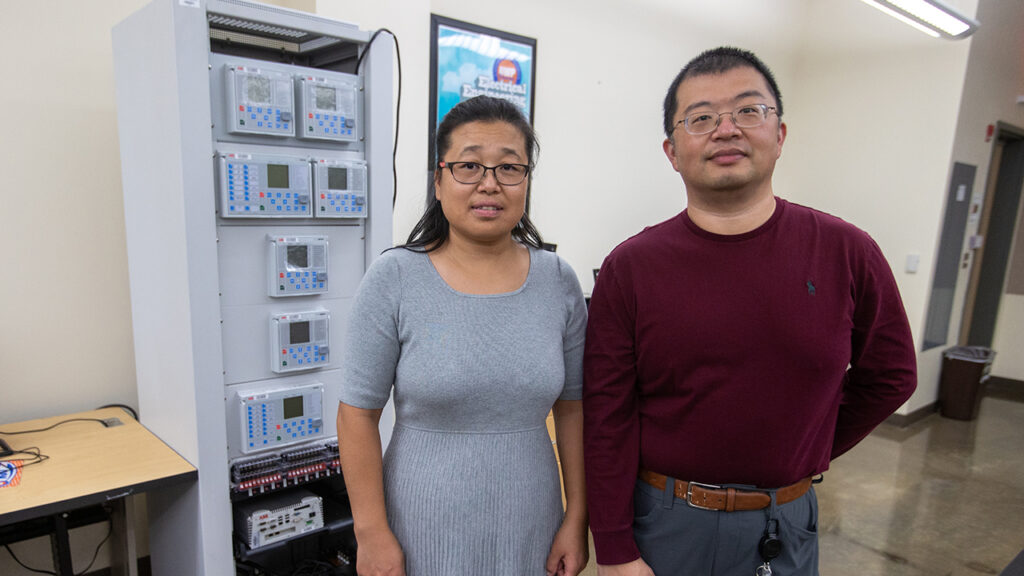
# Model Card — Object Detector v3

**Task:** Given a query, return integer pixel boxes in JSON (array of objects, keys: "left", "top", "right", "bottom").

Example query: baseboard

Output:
[
  {"left": 987, "top": 377, "right": 1024, "bottom": 403},
  {"left": 83, "top": 557, "right": 150, "bottom": 576},
  {"left": 885, "top": 402, "right": 938, "bottom": 427}
]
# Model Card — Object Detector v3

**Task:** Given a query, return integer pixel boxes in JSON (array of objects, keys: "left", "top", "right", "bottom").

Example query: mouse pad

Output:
[{"left": 0, "top": 460, "right": 22, "bottom": 488}]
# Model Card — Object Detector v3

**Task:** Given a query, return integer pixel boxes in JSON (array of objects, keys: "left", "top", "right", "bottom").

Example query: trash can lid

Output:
[{"left": 943, "top": 346, "right": 995, "bottom": 361}]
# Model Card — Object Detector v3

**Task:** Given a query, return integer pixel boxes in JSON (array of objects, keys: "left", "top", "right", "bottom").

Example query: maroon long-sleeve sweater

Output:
[{"left": 583, "top": 198, "right": 917, "bottom": 565}]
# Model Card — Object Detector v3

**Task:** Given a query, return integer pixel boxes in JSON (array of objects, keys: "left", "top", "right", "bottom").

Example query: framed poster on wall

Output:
[{"left": 428, "top": 15, "right": 537, "bottom": 170}]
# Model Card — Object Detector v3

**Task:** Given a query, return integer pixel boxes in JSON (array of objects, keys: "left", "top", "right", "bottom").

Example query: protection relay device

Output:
[
  {"left": 234, "top": 489, "right": 324, "bottom": 549},
  {"left": 297, "top": 73, "right": 361, "bottom": 143},
  {"left": 267, "top": 235, "right": 328, "bottom": 297},
  {"left": 225, "top": 64, "right": 295, "bottom": 137},
  {"left": 235, "top": 381, "right": 324, "bottom": 454},
  {"left": 270, "top": 311, "right": 329, "bottom": 373},
  {"left": 313, "top": 158, "right": 368, "bottom": 218},
  {"left": 218, "top": 152, "right": 312, "bottom": 218}
]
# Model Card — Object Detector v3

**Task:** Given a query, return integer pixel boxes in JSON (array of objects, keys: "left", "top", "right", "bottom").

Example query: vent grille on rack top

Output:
[
  {"left": 208, "top": 13, "right": 347, "bottom": 55},
  {"left": 209, "top": 28, "right": 302, "bottom": 53},
  {"left": 208, "top": 14, "right": 309, "bottom": 40}
]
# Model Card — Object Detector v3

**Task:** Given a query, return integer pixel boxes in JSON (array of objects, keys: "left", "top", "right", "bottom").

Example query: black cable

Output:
[
  {"left": 97, "top": 403, "right": 138, "bottom": 420},
  {"left": 1, "top": 519, "right": 112, "bottom": 576},
  {"left": 237, "top": 553, "right": 346, "bottom": 575},
  {"left": 356, "top": 28, "right": 402, "bottom": 210},
  {"left": 1, "top": 446, "right": 50, "bottom": 469},
  {"left": 3, "top": 544, "right": 57, "bottom": 575},
  {"left": 74, "top": 520, "right": 112, "bottom": 576},
  {"left": 291, "top": 559, "right": 342, "bottom": 576},
  {"left": 0, "top": 418, "right": 108, "bottom": 436},
  {"left": 1, "top": 411, "right": 121, "bottom": 575}
]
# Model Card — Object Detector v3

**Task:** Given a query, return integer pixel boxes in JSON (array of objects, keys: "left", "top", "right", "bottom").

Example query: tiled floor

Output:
[{"left": 580, "top": 382, "right": 1024, "bottom": 575}]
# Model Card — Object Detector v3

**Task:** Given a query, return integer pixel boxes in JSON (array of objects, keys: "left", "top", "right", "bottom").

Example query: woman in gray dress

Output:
[{"left": 337, "top": 96, "right": 589, "bottom": 576}]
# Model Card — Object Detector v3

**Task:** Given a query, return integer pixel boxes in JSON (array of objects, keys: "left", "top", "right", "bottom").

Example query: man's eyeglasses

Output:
[
  {"left": 674, "top": 104, "right": 778, "bottom": 135},
  {"left": 439, "top": 161, "right": 531, "bottom": 186}
]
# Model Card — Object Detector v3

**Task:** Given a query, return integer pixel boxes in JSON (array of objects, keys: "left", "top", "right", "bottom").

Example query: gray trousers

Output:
[{"left": 633, "top": 478, "right": 820, "bottom": 575}]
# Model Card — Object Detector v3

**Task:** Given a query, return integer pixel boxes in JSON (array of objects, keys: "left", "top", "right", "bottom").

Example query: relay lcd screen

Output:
[
  {"left": 328, "top": 167, "right": 348, "bottom": 190},
  {"left": 289, "top": 321, "right": 310, "bottom": 345},
  {"left": 315, "top": 86, "right": 336, "bottom": 111},
  {"left": 287, "top": 245, "right": 308, "bottom": 269},
  {"left": 267, "top": 164, "right": 289, "bottom": 189},
  {"left": 247, "top": 76, "right": 271, "bottom": 103},
  {"left": 283, "top": 395, "right": 304, "bottom": 420}
]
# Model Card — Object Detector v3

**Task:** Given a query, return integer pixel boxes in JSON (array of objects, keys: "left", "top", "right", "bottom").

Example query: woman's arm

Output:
[
  {"left": 546, "top": 399, "right": 589, "bottom": 576},
  {"left": 337, "top": 403, "right": 405, "bottom": 576}
]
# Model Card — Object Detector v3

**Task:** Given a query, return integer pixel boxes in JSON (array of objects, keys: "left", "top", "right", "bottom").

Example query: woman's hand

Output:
[
  {"left": 545, "top": 520, "right": 589, "bottom": 576},
  {"left": 354, "top": 526, "right": 406, "bottom": 576}
]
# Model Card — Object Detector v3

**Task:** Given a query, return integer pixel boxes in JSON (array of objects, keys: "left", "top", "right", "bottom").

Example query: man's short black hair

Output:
[{"left": 662, "top": 46, "right": 783, "bottom": 137}]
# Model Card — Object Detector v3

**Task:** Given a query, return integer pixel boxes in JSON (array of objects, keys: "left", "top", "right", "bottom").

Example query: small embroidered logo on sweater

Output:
[{"left": 806, "top": 280, "right": 816, "bottom": 295}]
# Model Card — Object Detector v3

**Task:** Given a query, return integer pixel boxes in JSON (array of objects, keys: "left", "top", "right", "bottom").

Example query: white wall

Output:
[
  {"left": 0, "top": 2, "right": 314, "bottom": 573},
  {"left": 426, "top": 0, "right": 796, "bottom": 294},
  {"left": 1, "top": 0, "right": 147, "bottom": 425},
  {"left": 782, "top": 43, "right": 970, "bottom": 334},
  {"left": 780, "top": 3, "right": 976, "bottom": 413},
  {"left": 1, "top": 4, "right": 148, "bottom": 574},
  {"left": 7, "top": 0, "right": 1005, "bottom": 427},
  {"left": 947, "top": 0, "right": 1024, "bottom": 379}
]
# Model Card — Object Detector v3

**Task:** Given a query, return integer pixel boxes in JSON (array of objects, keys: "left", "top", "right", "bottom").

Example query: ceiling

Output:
[{"left": 633, "top": 0, "right": 981, "bottom": 53}]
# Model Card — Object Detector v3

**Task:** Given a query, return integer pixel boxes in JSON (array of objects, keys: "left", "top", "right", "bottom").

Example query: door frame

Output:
[{"left": 960, "top": 121, "right": 1024, "bottom": 346}]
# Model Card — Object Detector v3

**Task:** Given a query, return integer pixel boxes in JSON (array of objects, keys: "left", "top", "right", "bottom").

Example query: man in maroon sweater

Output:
[{"left": 583, "top": 47, "right": 917, "bottom": 576}]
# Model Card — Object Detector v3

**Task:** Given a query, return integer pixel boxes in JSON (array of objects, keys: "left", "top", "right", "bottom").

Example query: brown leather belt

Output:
[{"left": 638, "top": 469, "right": 813, "bottom": 512}]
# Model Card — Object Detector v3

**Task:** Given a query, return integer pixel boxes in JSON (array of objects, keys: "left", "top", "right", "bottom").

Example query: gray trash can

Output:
[{"left": 939, "top": 346, "right": 995, "bottom": 420}]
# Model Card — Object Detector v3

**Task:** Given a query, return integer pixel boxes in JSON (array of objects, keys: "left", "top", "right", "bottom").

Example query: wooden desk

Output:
[{"left": 0, "top": 407, "right": 197, "bottom": 575}]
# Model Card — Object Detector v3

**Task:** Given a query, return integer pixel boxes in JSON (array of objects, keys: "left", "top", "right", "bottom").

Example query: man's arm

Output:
[
  {"left": 832, "top": 238, "right": 917, "bottom": 458},
  {"left": 583, "top": 260, "right": 645, "bottom": 566}
]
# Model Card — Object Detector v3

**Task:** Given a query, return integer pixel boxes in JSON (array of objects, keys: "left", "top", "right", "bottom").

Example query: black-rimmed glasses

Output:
[
  {"left": 439, "top": 161, "right": 531, "bottom": 186},
  {"left": 675, "top": 104, "right": 778, "bottom": 135}
]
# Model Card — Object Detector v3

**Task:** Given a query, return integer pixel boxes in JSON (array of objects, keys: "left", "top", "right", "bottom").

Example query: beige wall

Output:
[
  {"left": 0, "top": 2, "right": 313, "bottom": 573},
  {"left": 1, "top": 3, "right": 147, "bottom": 573},
  {"left": 949, "top": 0, "right": 1024, "bottom": 380},
  {"left": 1, "top": 0, "right": 146, "bottom": 427},
  {"left": 782, "top": 39, "right": 975, "bottom": 414},
  {"left": 426, "top": 0, "right": 796, "bottom": 296},
  {"left": 2, "top": 0, "right": 1021, "bottom": 573}
]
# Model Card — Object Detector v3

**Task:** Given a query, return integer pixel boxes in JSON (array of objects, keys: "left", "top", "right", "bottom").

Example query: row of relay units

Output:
[
  {"left": 219, "top": 153, "right": 367, "bottom": 219},
  {"left": 225, "top": 63, "right": 362, "bottom": 143},
  {"left": 236, "top": 233, "right": 330, "bottom": 453},
  {"left": 218, "top": 64, "right": 360, "bottom": 483},
  {"left": 267, "top": 235, "right": 331, "bottom": 373}
]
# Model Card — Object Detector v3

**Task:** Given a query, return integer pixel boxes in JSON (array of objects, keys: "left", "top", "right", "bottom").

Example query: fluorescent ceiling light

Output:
[{"left": 858, "top": 0, "right": 979, "bottom": 39}]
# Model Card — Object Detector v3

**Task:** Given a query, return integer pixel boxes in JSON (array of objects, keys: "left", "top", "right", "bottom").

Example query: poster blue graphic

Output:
[{"left": 435, "top": 24, "right": 534, "bottom": 129}]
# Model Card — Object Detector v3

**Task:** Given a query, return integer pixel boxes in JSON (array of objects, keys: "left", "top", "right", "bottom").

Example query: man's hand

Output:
[{"left": 597, "top": 558, "right": 656, "bottom": 576}]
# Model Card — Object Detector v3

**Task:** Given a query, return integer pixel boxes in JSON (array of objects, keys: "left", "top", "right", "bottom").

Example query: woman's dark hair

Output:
[{"left": 400, "top": 95, "right": 543, "bottom": 252}]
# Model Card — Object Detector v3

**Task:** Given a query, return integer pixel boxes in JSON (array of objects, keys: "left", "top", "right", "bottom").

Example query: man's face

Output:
[{"left": 663, "top": 66, "right": 786, "bottom": 199}]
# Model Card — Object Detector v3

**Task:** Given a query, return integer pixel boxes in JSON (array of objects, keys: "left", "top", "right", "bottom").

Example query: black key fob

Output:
[{"left": 759, "top": 533, "right": 783, "bottom": 562}]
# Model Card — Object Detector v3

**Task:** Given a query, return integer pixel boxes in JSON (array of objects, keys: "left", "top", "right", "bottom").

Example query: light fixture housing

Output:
[{"left": 858, "top": 0, "right": 979, "bottom": 39}]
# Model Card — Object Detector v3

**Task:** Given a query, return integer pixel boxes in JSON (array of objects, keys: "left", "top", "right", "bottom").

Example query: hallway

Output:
[
  {"left": 580, "top": 381, "right": 1024, "bottom": 575},
  {"left": 819, "top": 379, "right": 1024, "bottom": 575}
]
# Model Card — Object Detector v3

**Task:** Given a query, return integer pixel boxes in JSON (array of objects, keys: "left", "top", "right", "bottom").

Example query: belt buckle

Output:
[{"left": 685, "top": 481, "right": 722, "bottom": 510}]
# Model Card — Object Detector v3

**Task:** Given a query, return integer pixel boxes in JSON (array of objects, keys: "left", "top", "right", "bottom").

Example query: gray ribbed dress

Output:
[{"left": 339, "top": 247, "right": 587, "bottom": 575}]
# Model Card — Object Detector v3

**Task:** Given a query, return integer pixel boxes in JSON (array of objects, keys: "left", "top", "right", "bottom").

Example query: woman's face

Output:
[{"left": 435, "top": 120, "right": 529, "bottom": 246}]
